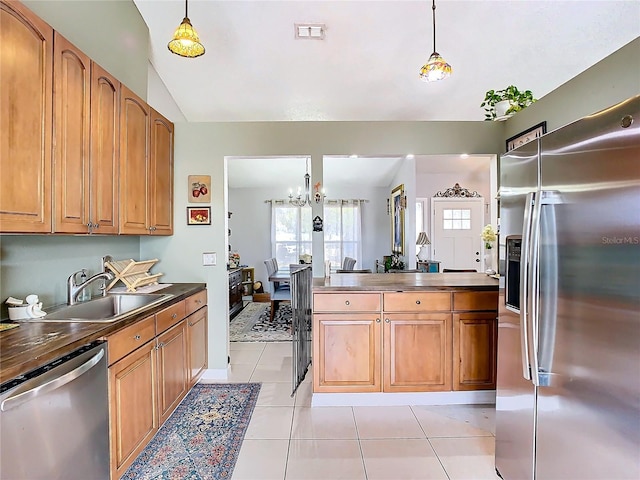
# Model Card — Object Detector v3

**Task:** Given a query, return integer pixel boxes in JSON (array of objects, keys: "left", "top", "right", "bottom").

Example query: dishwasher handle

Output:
[{"left": 1, "top": 347, "right": 105, "bottom": 412}]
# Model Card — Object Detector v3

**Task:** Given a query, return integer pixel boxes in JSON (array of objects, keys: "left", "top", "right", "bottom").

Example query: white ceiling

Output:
[{"left": 133, "top": 0, "right": 639, "bottom": 122}]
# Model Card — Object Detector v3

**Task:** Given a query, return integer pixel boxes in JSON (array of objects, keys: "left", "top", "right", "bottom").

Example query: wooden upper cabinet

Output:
[
  {"left": 89, "top": 62, "right": 120, "bottom": 234},
  {"left": 0, "top": 1, "right": 53, "bottom": 233},
  {"left": 149, "top": 108, "right": 174, "bottom": 235},
  {"left": 52, "top": 33, "right": 91, "bottom": 233},
  {"left": 119, "top": 85, "right": 150, "bottom": 234}
]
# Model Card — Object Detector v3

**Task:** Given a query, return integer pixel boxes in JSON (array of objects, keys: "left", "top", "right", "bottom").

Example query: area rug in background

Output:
[
  {"left": 229, "top": 302, "right": 292, "bottom": 342},
  {"left": 122, "top": 383, "right": 261, "bottom": 480}
]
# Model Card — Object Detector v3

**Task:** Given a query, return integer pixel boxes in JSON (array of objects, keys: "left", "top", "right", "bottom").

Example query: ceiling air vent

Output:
[{"left": 295, "top": 23, "right": 326, "bottom": 40}]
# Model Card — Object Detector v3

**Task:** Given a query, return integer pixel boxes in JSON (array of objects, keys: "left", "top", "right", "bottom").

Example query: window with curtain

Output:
[
  {"left": 271, "top": 203, "right": 312, "bottom": 266},
  {"left": 323, "top": 200, "right": 362, "bottom": 270}
]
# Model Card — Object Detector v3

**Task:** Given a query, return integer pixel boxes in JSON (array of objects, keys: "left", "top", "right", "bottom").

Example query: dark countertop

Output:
[
  {"left": 0, "top": 283, "right": 205, "bottom": 385},
  {"left": 313, "top": 272, "right": 499, "bottom": 292}
]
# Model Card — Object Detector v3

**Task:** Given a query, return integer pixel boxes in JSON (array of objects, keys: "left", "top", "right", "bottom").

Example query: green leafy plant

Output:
[{"left": 480, "top": 85, "right": 536, "bottom": 121}]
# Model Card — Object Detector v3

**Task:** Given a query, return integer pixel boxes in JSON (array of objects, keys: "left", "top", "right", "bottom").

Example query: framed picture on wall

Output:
[
  {"left": 391, "top": 184, "right": 405, "bottom": 255},
  {"left": 188, "top": 175, "right": 211, "bottom": 203},
  {"left": 506, "top": 121, "right": 547, "bottom": 152},
  {"left": 187, "top": 206, "right": 211, "bottom": 225}
]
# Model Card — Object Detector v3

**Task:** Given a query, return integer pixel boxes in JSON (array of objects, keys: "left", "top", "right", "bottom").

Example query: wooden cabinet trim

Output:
[
  {"left": 313, "top": 313, "right": 381, "bottom": 393},
  {"left": 156, "top": 319, "right": 188, "bottom": 424},
  {"left": 383, "top": 313, "right": 452, "bottom": 392},
  {"left": 185, "top": 290, "right": 207, "bottom": 316},
  {"left": 453, "top": 291, "right": 499, "bottom": 311},
  {"left": 187, "top": 306, "right": 208, "bottom": 385},
  {"left": 453, "top": 312, "right": 497, "bottom": 391},
  {"left": 106, "top": 314, "right": 155, "bottom": 365},
  {"left": 0, "top": 1, "right": 53, "bottom": 233},
  {"left": 383, "top": 292, "right": 451, "bottom": 312},
  {"left": 109, "top": 340, "right": 157, "bottom": 476},
  {"left": 156, "top": 299, "right": 186, "bottom": 334},
  {"left": 313, "top": 293, "right": 381, "bottom": 312}
]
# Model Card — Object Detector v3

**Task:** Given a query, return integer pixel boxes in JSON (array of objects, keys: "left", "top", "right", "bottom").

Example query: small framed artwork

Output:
[
  {"left": 506, "top": 121, "right": 547, "bottom": 152},
  {"left": 188, "top": 175, "right": 211, "bottom": 203},
  {"left": 391, "top": 184, "right": 405, "bottom": 255},
  {"left": 187, "top": 206, "right": 211, "bottom": 225}
]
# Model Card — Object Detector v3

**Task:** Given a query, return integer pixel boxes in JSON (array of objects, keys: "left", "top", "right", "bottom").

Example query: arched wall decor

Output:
[{"left": 434, "top": 183, "right": 482, "bottom": 198}]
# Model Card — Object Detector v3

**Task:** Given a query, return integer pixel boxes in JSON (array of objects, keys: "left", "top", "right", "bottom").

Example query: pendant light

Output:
[
  {"left": 168, "top": 0, "right": 205, "bottom": 58},
  {"left": 419, "top": 0, "right": 451, "bottom": 82}
]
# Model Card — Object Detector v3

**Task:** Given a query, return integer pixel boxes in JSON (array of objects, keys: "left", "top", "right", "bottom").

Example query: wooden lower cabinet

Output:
[
  {"left": 156, "top": 319, "right": 188, "bottom": 425},
  {"left": 313, "top": 290, "right": 498, "bottom": 394},
  {"left": 313, "top": 313, "right": 381, "bottom": 392},
  {"left": 109, "top": 340, "right": 157, "bottom": 478},
  {"left": 453, "top": 312, "right": 497, "bottom": 391},
  {"left": 107, "top": 290, "right": 208, "bottom": 479},
  {"left": 384, "top": 313, "right": 452, "bottom": 392},
  {"left": 187, "top": 306, "right": 208, "bottom": 385}
]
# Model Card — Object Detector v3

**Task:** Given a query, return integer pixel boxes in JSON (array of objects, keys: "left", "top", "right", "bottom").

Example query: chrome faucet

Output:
[{"left": 67, "top": 270, "right": 115, "bottom": 305}]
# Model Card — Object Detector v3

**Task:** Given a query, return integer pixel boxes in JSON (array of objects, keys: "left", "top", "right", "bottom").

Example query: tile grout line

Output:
[
  {"left": 352, "top": 406, "right": 369, "bottom": 480},
  {"left": 409, "top": 405, "right": 452, "bottom": 480}
]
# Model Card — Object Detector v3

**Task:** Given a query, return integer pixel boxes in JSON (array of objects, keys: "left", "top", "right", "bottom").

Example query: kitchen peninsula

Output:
[{"left": 312, "top": 273, "right": 499, "bottom": 406}]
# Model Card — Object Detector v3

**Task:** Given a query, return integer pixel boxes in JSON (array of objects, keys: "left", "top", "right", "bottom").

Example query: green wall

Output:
[
  {"left": 504, "top": 38, "right": 640, "bottom": 142},
  {"left": 22, "top": 0, "right": 149, "bottom": 99}
]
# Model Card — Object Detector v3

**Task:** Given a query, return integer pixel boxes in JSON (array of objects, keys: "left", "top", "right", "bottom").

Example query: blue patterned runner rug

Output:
[{"left": 122, "top": 383, "right": 261, "bottom": 480}]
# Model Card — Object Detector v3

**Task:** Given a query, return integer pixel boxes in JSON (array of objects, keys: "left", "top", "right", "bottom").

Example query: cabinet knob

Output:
[
  {"left": 189, "top": 322, "right": 194, "bottom": 326},
  {"left": 134, "top": 334, "right": 141, "bottom": 341},
  {"left": 416, "top": 300, "right": 421, "bottom": 305},
  {"left": 385, "top": 318, "right": 390, "bottom": 323},
  {"left": 345, "top": 300, "right": 350, "bottom": 306},
  {"left": 196, "top": 299, "right": 202, "bottom": 304},
  {"left": 172, "top": 313, "right": 177, "bottom": 319},
  {"left": 94, "top": 223, "right": 99, "bottom": 229},
  {"left": 376, "top": 318, "right": 381, "bottom": 323}
]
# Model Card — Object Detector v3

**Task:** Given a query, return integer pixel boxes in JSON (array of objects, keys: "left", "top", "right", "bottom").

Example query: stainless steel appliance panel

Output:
[
  {"left": 0, "top": 342, "right": 109, "bottom": 480},
  {"left": 495, "top": 140, "right": 540, "bottom": 480},
  {"left": 535, "top": 96, "right": 640, "bottom": 479}
]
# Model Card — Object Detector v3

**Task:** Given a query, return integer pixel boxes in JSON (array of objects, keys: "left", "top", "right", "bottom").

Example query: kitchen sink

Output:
[{"left": 38, "top": 293, "right": 174, "bottom": 323}]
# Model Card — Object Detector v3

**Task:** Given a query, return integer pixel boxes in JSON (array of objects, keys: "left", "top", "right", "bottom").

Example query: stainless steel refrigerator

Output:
[{"left": 495, "top": 95, "right": 640, "bottom": 480}]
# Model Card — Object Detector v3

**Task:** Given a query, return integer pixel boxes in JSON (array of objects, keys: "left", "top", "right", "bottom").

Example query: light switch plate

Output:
[{"left": 202, "top": 252, "right": 217, "bottom": 266}]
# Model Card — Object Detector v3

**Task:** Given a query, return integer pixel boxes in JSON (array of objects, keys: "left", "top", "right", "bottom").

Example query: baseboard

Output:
[
  {"left": 198, "top": 368, "right": 229, "bottom": 382},
  {"left": 311, "top": 390, "right": 496, "bottom": 407}
]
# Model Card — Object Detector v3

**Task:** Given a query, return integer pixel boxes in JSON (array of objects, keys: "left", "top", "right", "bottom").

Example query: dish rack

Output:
[{"left": 103, "top": 258, "right": 163, "bottom": 292}]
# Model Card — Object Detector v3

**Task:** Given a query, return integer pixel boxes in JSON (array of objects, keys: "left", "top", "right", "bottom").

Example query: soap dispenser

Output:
[{"left": 78, "top": 269, "right": 91, "bottom": 303}]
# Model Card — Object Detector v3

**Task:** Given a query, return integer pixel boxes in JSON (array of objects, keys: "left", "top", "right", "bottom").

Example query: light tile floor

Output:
[{"left": 209, "top": 342, "right": 501, "bottom": 480}]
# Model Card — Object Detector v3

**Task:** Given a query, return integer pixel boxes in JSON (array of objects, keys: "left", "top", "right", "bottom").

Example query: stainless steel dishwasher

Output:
[{"left": 0, "top": 341, "right": 109, "bottom": 479}]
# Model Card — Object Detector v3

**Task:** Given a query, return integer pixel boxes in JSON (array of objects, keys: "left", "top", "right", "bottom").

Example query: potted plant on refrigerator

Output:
[{"left": 481, "top": 85, "right": 536, "bottom": 121}]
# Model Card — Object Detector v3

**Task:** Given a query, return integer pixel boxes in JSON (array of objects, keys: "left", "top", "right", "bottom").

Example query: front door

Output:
[{"left": 431, "top": 198, "right": 484, "bottom": 271}]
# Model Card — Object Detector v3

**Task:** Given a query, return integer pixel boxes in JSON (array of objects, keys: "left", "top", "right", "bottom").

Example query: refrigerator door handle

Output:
[
  {"left": 520, "top": 191, "right": 535, "bottom": 381},
  {"left": 528, "top": 190, "right": 543, "bottom": 387}
]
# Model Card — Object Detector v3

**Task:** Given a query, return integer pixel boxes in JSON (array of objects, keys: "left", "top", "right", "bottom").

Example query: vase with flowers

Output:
[{"left": 481, "top": 224, "right": 498, "bottom": 274}]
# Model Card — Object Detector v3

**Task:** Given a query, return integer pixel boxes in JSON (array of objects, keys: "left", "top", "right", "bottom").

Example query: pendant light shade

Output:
[
  {"left": 419, "top": 0, "right": 451, "bottom": 82},
  {"left": 168, "top": 0, "right": 205, "bottom": 58}
]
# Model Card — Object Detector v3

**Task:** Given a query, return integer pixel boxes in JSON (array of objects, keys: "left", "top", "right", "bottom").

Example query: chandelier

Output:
[
  {"left": 289, "top": 158, "right": 312, "bottom": 207},
  {"left": 419, "top": 0, "right": 451, "bottom": 82},
  {"left": 168, "top": 0, "right": 205, "bottom": 58}
]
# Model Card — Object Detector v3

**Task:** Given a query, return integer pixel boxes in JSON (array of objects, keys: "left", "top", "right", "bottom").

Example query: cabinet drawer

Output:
[
  {"left": 314, "top": 293, "right": 380, "bottom": 312},
  {"left": 383, "top": 292, "right": 451, "bottom": 312},
  {"left": 453, "top": 291, "right": 498, "bottom": 311},
  {"left": 156, "top": 300, "right": 186, "bottom": 333},
  {"left": 185, "top": 290, "right": 207, "bottom": 316},
  {"left": 107, "top": 315, "right": 155, "bottom": 365}
]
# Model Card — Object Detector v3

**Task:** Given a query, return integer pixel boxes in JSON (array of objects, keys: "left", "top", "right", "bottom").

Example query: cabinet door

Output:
[
  {"left": 149, "top": 108, "right": 174, "bottom": 235},
  {"left": 119, "top": 85, "right": 150, "bottom": 234},
  {"left": 187, "top": 306, "right": 208, "bottom": 386},
  {"left": 53, "top": 33, "right": 91, "bottom": 233},
  {"left": 383, "top": 313, "right": 452, "bottom": 392},
  {"left": 313, "top": 313, "right": 381, "bottom": 393},
  {"left": 0, "top": 1, "right": 53, "bottom": 233},
  {"left": 89, "top": 62, "right": 120, "bottom": 234},
  {"left": 109, "top": 340, "right": 157, "bottom": 476},
  {"left": 453, "top": 312, "right": 497, "bottom": 390},
  {"left": 156, "top": 319, "right": 188, "bottom": 424}
]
